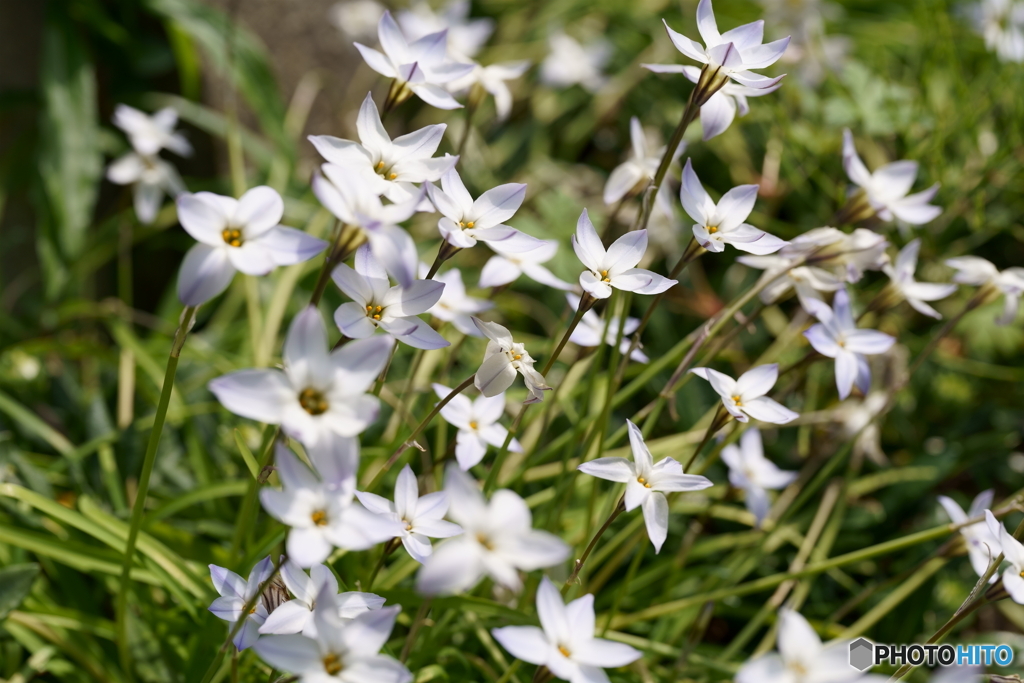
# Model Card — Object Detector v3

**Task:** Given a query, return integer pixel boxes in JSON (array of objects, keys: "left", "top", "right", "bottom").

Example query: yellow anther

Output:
[
  {"left": 732, "top": 395, "right": 743, "bottom": 407},
  {"left": 311, "top": 510, "right": 328, "bottom": 526},
  {"left": 469, "top": 421, "right": 478, "bottom": 429},
  {"left": 708, "top": 226, "right": 719, "bottom": 234},
  {"left": 376, "top": 161, "right": 385, "bottom": 170},
  {"left": 475, "top": 533, "right": 495, "bottom": 550},
  {"left": 557, "top": 645, "right": 571, "bottom": 658},
  {"left": 388, "top": 172, "right": 397, "bottom": 180},
  {"left": 512, "top": 354, "right": 522, "bottom": 361},
  {"left": 373, "top": 314, "right": 381, "bottom": 320},
  {"left": 466, "top": 221, "right": 475, "bottom": 228},
  {"left": 221, "top": 228, "right": 244, "bottom": 247},
  {"left": 299, "top": 388, "right": 329, "bottom": 415},
  {"left": 375, "top": 305, "right": 382, "bottom": 312},
  {"left": 323, "top": 653, "right": 343, "bottom": 675}
]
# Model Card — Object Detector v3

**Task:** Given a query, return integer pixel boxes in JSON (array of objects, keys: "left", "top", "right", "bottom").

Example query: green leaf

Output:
[
  {"left": 234, "top": 430, "right": 259, "bottom": 480},
  {"left": 0, "top": 564, "right": 40, "bottom": 620}
]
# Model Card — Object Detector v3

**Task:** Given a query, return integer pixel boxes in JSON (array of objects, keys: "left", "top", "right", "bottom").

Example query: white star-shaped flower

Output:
[
  {"left": 432, "top": 383, "right": 521, "bottom": 470},
  {"left": 259, "top": 561, "right": 385, "bottom": 637},
  {"left": 540, "top": 31, "right": 611, "bottom": 92},
  {"left": 427, "top": 166, "right": 538, "bottom": 252},
  {"left": 937, "top": 491, "right": 1000, "bottom": 582},
  {"left": 972, "top": 0, "right": 1024, "bottom": 63},
  {"left": 112, "top": 105, "right": 192, "bottom": 157},
  {"left": 448, "top": 60, "right": 531, "bottom": 121},
  {"left": 689, "top": 364, "right": 799, "bottom": 424},
  {"left": 425, "top": 267, "right": 494, "bottom": 336},
  {"left": 107, "top": 151, "right": 186, "bottom": 225},
  {"left": 737, "top": 609, "right": 867, "bottom": 683},
  {"left": 737, "top": 252, "right": 843, "bottom": 310},
  {"left": 721, "top": 428, "right": 797, "bottom": 526},
  {"left": 603, "top": 117, "right": 681, "bottom": 205},
  {"left": 945, "top": 255, "right": 1024, "bottom": 326},
  {"left": 472, "top": 318, "right": 551, "bottom": 404},
  {"left": 396, "top": 0, "right": 494, "bottom": 61},
  {"left": 479, "top": 239, "right": 575, "bottom": 291},
  {"left": 985, "top": 511, "right": 1024, "bottom": 604},
  {"left": 882, "top": 239, "right": 956, "bottom": 319},
  {"left": 208, "top": 556, "right": 274, "bottom": 651},
  {"left": 572, "top": 209, "right": 677, "bottom": 300}
]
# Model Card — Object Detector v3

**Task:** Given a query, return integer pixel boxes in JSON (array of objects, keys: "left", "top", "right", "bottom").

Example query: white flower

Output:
[
  {"left": 945, "top": 255, "right": 1024, "bottom": 325},
  {"left": 842, "top": 128, "right": 941, "bottom": 226},
  {"left": 259, "top": 443, "right": 403, "bottom": 567},
  {"left": 659, "top": 0, "right": 791, "bottom": 91},
  {"left": 254, "top": 591, "right": 411, "bottom": 683},
  {"left": 803, "top": 289, "right": 896, "bottom": 399},
  {"left": 938, "top": 491, "right": 1000, "bottom": 581},
  {"left": 578, "top": 420, "right": 713, "bottom": 552},
  {"left": 689, "top": 364, "right": 798, "bottom": 424},
  {"left": 566, "top": 294, "right": 648, "bottom": 363},
  {"left": 175, "top": 187, "right": 327, "bottom": 306},
  {"left": 355, "top": 464, "right": 464, "bottom": 562},
  {"left": 479, "top": 239, "right": 575, "bottom": 291},
  {"left": 112, "top": 105, "right": 192, "bottom": 157},
  {"left": 333, "top": 245, "right": 449, "bottom": 350},
  {"left": 260, "top": 561, "right": 386, "bottom": 637},
  {"left": 835, "top": 391, "right": 888, "bottom": 465},
  {"left": 680, "top": 159, "right": 786, "bottom": 255},
  {"left": 491, "top": 577, "right": 642, "bottom": 680},
  {"left": 882, "top": 239, "right": 956, "bottom": 319},
  {"left": 776, "top": 226, "right": 889, "bottom": 284},
  {"left": 427, "top": 167, "right": 537, "bottom": 251},
  {"left": 721, "top": 428, "right": 797, "bottom": 526},
  {"left": 208, "top": 556, "right": 274, "bottom": 651},
  {"left": 209, "top": 306, "right": 393, "bottom": 459},
  {"left": 396, "top": 0, "right": 494, "bottom": 61},
  {"left": 737, "top": 252, "right": 843, "bottom": 309},
  {"left": 310, "top": 92, "right": 457, "bottom": 204},
  {"left": 572, "top": 209, "right": 677, "bottom": 300},
  {"left": 642, "top": 64, "right": 781, "bottom": 140},
  {"left": 540, "top": 31, "right": 610, "bottom": 92},
  {"left": 432, "top": 383, "right": 521, "bottom": 470},
  {"left": 472, "top": 318, "right": 551, "bottom": 404},
  {"left": 426, "top": 267, "right": 494, "bottom": 336},
  {"left": 985, "top": 511, "right": 1024, "bottom": 604},
  {"left": 106, "top": 152, "right": 185, "bottom": 225},
  {"left": 737, "top": 609, "right": 866, "bottom": 683},
  {"left": 972, "top": 0, "right": 1024, "bottom": 63},
  {"left": 416, "top": 465, "right": 570, "bottom": 594},
  {"left": 603, "top": 117, "right": 684, "bottom": 205},
  {"left": 330, "top": 0, "right": 385, "bottom": 41},
  {"left": 355, "top": 11, "right": 474, "bottom": 109},
  {"left": 448, "top": 61, "right": 531, "bottom": 121}
]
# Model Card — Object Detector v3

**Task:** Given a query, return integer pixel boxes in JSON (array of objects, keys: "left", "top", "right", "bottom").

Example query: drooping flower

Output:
[
  {"left": 571, "top": 209, "right": 677, "bottom": 300},
  {"left": 396, "top": 0, "right": 494, "bottom": 61},
  {"left": 107, "top": 151, "right": 186, "bottom": 225},
  {"left": 491, "top": 577, "right": 642, "bottom": 681},
  {"left": 971, "top": 0, "right": 1024, "bottom": 63},
  {"left": 842, "top": 129, "right": 941, "bottom": 227},
  {"left": 803, "top": 289, "right": 896, "bottom": 399},
  {"left": 355, "top": 464, "right": 464, "bottom": 563},
  {"left": 578, "top": 420, "right": 713, "bottom": 552},
  {"left": 985, "top": 511, "right": 1024, "bottom": 604},
  {"left": 737, "top": 251, "right": 844, "bottom": 310},
  {"left": 208, "top": 556, "right": 275, "bottom": 651},
  {"left": 736, "top": 609, "right": 865, "bottom": 683},
  {"left": 176, "top": 187, "right": 327, "bottom": 306},
  {"left": 259, "top": 561, "right": 386, "bottom": 637},
  {"left": 680, "top": 159, "right": 786, "bottom": 255},
  {"left": 479, "top": 239, "right": 575, "bottom": 291},
  {"left": 254, "top": 589, "right": 412, "bottom": 683},
  {"left": 881, "top": 239, "right": 956, "bottom": 319},
  {"left": 427, "top": 166, "right": 537, "bottom": 252},
  {"left": 540, "top": 31, "right": 611, "bottom": 92},
  {"left": 603, "top": 117, "right": 682, "bottom": 205},
  {"left": 416, "top": 465, "right": 570, "bottom": 594},
  {"left": 938, "top": 491, "right": 1000, "bottom": 581},
  {"left": 333, "top": 245, "right": 449, "bottom": 350},
  {"left": 354, "top": 11, "right": 474, "bottom": 110},
  {"left": 425, "top": 267, "right": 494, "bottom": 336},
  {"left": 689, "top": 364, "right": 799, "bottom": 424},
  {"left": 772, "top": 226, "right": 889, "bottom": 285},
  {"left": 721, "top": 428, "right": 797, "bottom": 526},
  {"left": 112, "top": 105, "right": 193, "bottom": 157},
  {"left": 566, "top": 294, "right": 648, "bottom": 363},
  {"left": 432, "top": 383, "right": 521, "bottom": 470},
  {"left": 472, "top": 318, "right": 551, "bottom": 404},
  {"left": 447, "top": 61, "right": 532, "bottom": 121},
  {"left": 945, "top": 255, "right": 1024, "bottom": 326}
]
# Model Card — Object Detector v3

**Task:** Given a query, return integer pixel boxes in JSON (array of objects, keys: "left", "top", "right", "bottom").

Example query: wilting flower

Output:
[
  {"left": 209, "top": 307, "right": 394, "bottom": 461},
  {"left": 310, "top": 93, "right": 457, "bottom": 204},
  {"left": 254, "top": 591, "right": 411, "bottom": 683},
  {"left": 260, "top": 561, "right": 385, "bottom": 637},
  {"left": 396, "top": 0, "right": 494, "bottom": 61},
  {"left": 659, "top": 0, "right": 791, "bottom": 91},
  {"left": 603, "top": 117, "right": 682, "bottom": 205},
  {"left": 736, "top": 609, "right": 863, "bottom": 683},
  {"left": 355, "top": 464, "right": 464, "bottom": 562},
  {"left": 107, "top": 150, "right": 186, "bottom": 225},
  {"left": 938, "top": 491, "right": 1000, "bottom": 581},
  {"left": 479, "top": 239, "right": 575, "bottom": 291},
  {"left": 491, "top": 577, "right": 642, "bottom": 680},
  {"left": 426, "top": 267, "right": 494, "bottom": 336},
  {"left": 578, "top": 420, "right": 713, "bottom": 552},
  {"left": 333, "top": 245, "right": 449, "bottom": 350},
  {"left": 721, "top": 428, "right": 797, "bottom": 526},
  {"left": 680, "top": 160, "right": 786, "bottom": 255},
  {"left": 945, "top": 255, "right": 1024, "bottom": 326},
  {"left": 208, "top": 556, "right": 274, "bottom": 651},
  {"left": 882, "top": 239, "right": 956, "bottom": 319},
  {"left": 448, "top": 61, "right": 531, "bottom": 121},
  {"left": 540, "top": 31, "right": 611, "bottom": 92},
  {"left": 803, "top": 289, "right": 896, "bottom": 399},
  {"left": 737, "top": 252, "right": 843, "bottom": 310},
  {"left": 417, "top": 465, "right": 570, "bottom": 594},
  {"left": 689, "top": 364, "right": 798, "bottom": 424},
  {"left": 842, "top": 128, "right": 941, "bottom": 227},
  {"left": 433, "top": 383, "right": 521, "bottom": 470},
  {"left": 986, "top": 511, "right": 1024, "bottom": 604},
  {"left": 971, "top": 0, "right": 1024, "bottom": 63},
  {"left": 113, "top": 105, "right": 193, "bottom": 157},
  {"left": 472, "top": 318, "right": 551, "bottom": 404},
  {"left": 427, "top": 167, "right": 537, "bottom": 251},
  {"left": 176, "top": 186, "right": 326, "bottom": 306},
  {"left": 566, "top": 294, "right": 648, "bottom": 363},
  {"left": 354, "top": 11, "right": 474, "bottom": 109},
  {"left": 572, "top": 209, "right": 677, "bottom": 299}
]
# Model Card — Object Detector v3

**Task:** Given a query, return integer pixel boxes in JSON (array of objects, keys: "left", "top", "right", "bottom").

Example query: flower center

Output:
[
  {"left": 322, "top": 653, "right": 344, "bottom": 675},
  {"left": 469, "top": 421, "right": 478, "bottom": 430},
  {"left": 789, "top": 660, "right": 808, "bottom": 676},
  {"left": 457, "top": 220, "right": 476, "bottom": 229},
  {"left": 374, "top": 160, "right": 398, "bottom": 180},
  {"left": 637, "top": 476, "right": 652, "bottom": 489},
  {"left": 475, "top": 533, "right": 495, "bottom": 551},
  {"left": 299, "top": 388, "right": 329, "bottom": 415},
  {"left": 221, "top": 228, "right": 244, "bottom": 247},
  {"left": 732, "top": 394, "right": 743, "bottom": 407},
  {"left": 311, "top": 509, "right": 328, "bottom": 526},
  {"left": 365, "top": 304, "right": 383, "bottom": 321},
  {"left": 557, "top": 644, "right": 571, "bottom": 658},
  {"left": 707, "top": 225, "right": 719, "bottom": 234},
  {"left": 600, "top": 269, "right": 611, "bottom": 283}
]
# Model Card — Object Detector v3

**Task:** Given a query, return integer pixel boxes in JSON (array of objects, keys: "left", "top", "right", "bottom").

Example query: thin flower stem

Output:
[
  {"left": 230, "top": 425, "right": 280, "bottom": 560},
  {"left": 116, "top": 306, "right": 197, "bottom": 675},
  {"left": 400, "top": 599, "right": 434, "bottom": 662},
  {"left": 365, "top": 538, "right": 400, "bottom": 591},
  {"left": 373, "top": 343, "right": 399, "bottom": 396},
  {"left": 309, "top": 223, "right": 360, "bottom": 307},
  {"left": 599, "top": 529, "right": 646, "bottom": 635},
  {"left": 541, "top": 296, "right": 594, "bottom": 377},
  {"left": 456, "top": 85, "right": 483, "bottom": 156},
  {"left": 564, "top": 495, "right": 626, "bottom": 593},
  {"left": 682, "top": 406, "right": 730, "bottom": 473}
]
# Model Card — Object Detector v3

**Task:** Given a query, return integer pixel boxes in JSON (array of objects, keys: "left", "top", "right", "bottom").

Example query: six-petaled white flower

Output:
[
  {"left": 113, "top": 105, "right": 193, "bottom": 157},
  {"left": 578, "top": 420, "right": 713, "bottom": 552},
  {"left": 972, "top": 0, "right": 1024, "bottom": 63},
  {"left": 107, "top": 150, "right": 186, "bottom": 225},
  {"left": 803, "top": 289, "right": 896, "bottom": 399},
  {"left": 355, "top": 464, "right": 464, "bottom": 562},
  {"left": 985, "top": 511, "right": 1024, "bottom": 604},
  {"left": 945, "top": 255, "right": 1024, "bottom": 326},
  {"left": 479, "top": 239, "right": 575, "bottom": 291},
  {"left": 433, "top": 383, "right": 521, "bottom": 470},
  {"left": 260, "top": 561, "right": 386, "bottom": 637},
  {"left": 416, "top": 465, "right": 570, "bottom": 594},
  {"left": 176, "top": 187, "right": 327, "bottom": 306},
  {"left": 208, "top": 556, "right": 274, "bottom": 651},
  {"left": 427, "top": 166, "right": 537, "bottom": 252},
  {"left": 540, "top": 31, "right": 610, "bottom": 92},
  {"left": 491, "top": 577, "right": 643, "bottom": 682},
  {"left": 721, "top": 428, "right": 797, "bottom": 527},
  {"left": 448, "top": 60, "right": 531, "bottom": 121},
  {"left": 689, "top": 364, "right": 798, "bottom": 424},
  {"left": 680, "top": 159, "right": 786, "bottom": 255},
  {"left": 737, "top": 251, "right": 844, "bottom": 310},
  {"left": 938, "top": 491, "right": 1000, "bottom": 582},
  {"left": 882, "top": 239, "right": 956, "bottom": 319},
  {"left": 472, "top": 318, "right": 551, "bottom": 404},
  {"left": 397, "top": 0, "right": 494, "bottom": 61},
  {"left": 566, "top": 294, "right": 649, "bottom": 363},
  {"left": 572, "top": 209, "right": 677, "bottom": 299},
  {"left": 426, "top": 267, "right": 494, "bottom": 336},
  {"left": 603, "top": 117, "right": 681, "bottom": 205}
]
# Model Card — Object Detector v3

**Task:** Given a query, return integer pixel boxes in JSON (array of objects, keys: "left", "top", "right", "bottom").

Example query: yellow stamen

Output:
[
  {"left": 469, "top": 421, "right": 478, "bottom": 430},
  {"left": 732, "top": 395, "right": 743, "bottom": 407},
  {"left": 376, "top": 161, "right": 385, "bottom": 170},
  {"left": 311, "top": 510, "right": 328, "bottom": 526},
  {"left": 299, "top": 388, "right": 329, "bottom": 415},
  {"left": 221, "top": 228, "right": 244, "bottom": 247},
  {"left": 388, "top": 172, "right": 397, "bottom": 180},
  {"left": 475, "top": 533, "right": 495, "bottom": 550},
  {"left": 466, "top": 221, "right": 475, "bottom": 228},
  {"left": 323, "top": 653, "right": 343, "bottom": 675},
  {"left": 708, "top": 225, "right": 719, "bottom": 234},
  {"left": 557, "top": 645, "right": 571, "bottom": 658},
  {"left": 637, "top": 476, "right": 651, "bottom": 489}
]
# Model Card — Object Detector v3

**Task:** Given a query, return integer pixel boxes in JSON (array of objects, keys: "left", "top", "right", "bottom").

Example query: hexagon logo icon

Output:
[{"left": 849, "top": 638, "right": 873, "bottom": 671}]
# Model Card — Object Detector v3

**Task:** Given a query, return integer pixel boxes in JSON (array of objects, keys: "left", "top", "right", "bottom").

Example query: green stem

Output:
[{"left": 564, "top": 495, "right": 625, "bottom": 592}]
